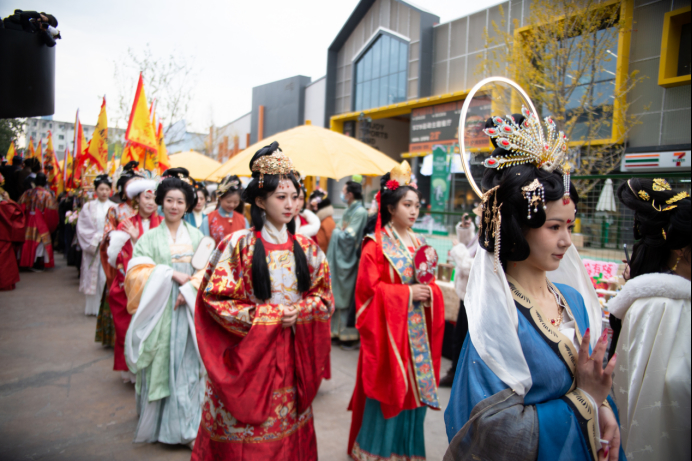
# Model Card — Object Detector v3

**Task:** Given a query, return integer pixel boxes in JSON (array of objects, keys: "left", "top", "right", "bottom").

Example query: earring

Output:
[
  {"left": 671, "top": 256, "right": 680, "bottom": 272},
  {"left": 521, "top": 179, "right": 546, "bottom": 219}
]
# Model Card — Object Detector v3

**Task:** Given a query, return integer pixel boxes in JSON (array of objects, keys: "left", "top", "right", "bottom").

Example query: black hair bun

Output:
[
  {"left": 249, "top": 141, "right": 280, "bottom": 174},
  {"left": 122, "top": 161, "right": 139, "bottom": 171}
]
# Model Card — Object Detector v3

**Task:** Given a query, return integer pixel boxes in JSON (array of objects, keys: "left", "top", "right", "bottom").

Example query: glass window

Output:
[
  {"left": 354, "top": 34, "right": 409, "bottom": 111},
  {"left": 551, "top": 26, "right": 618, "bottom": 141}
]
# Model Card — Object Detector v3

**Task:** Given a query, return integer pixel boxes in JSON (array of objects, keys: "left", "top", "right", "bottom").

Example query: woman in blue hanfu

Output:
[{"left": 444, "top": 110, "right": 626, "bottom": 461}]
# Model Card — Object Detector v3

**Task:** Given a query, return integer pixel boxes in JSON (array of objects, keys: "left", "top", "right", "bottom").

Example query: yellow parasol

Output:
[
  {"left": 168, "top": 150, "right": 222, "bottom": 181},
  {"left": 206, "top": 122, "right": 399, "bottom": 181}
]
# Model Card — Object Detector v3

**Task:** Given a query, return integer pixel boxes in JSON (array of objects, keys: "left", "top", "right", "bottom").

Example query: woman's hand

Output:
[
  {"left": 281, "top": 304, "right": 298, "bottom": 328},
  {"left": 172, "top": 271, "right": 191, "bottom": 286},
  {"left": 597, "top": 405, "right": 620, "bottom": 461},
  {"left": 576, "top": 328, "right": 617, "bottom": 407},
  {"left": 122, "top": 220, "right": 139, "bottom": 242},
  {"left": 174, "top": 293, "right": 186, "bottom": 310},
  {"left": 411, "top": 284, "right": 431, "bottom": 302}
]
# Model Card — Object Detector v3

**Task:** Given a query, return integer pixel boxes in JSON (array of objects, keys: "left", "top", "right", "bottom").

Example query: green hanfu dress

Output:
[
  {"left": 123, "top": 221, "right": 206, "bottom": 445},
  {"left": 326, "top": 200, "right": 368, "bottom": 340}
]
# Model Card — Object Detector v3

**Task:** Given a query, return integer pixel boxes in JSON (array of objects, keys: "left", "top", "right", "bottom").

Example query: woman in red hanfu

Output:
[
  {"left": 18, "top": 172, "right": 58, "bottom": 270},
  {"left": 95, "top": 161, "right": 141, "bottom": 347},
  {"left": 347, "top": 161, "right": 445, "bottom": 461},
  {"left": 192, "top": 142, "right": 334, "bottom": 461},
  {"left": 106, "top": 177, "right": 162, "bottom": 383},
  {"left": 0, "top": 176, "right": 26, "bottom": 290},
  {"left": 207, "top": 174, "right": 248, "bottom": 246}
]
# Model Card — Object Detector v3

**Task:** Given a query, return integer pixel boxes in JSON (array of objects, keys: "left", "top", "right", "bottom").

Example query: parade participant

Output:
[
  {"left": 309, "top": 188, "right": 335, "bottom": 253},
  {"left": 347, "top": 162, "right": 445, "bottom": 461},
  {"left": 191, "top": 142, "right": 333, "bottom": 460},
  {"left": 439, "top": 212, "right": 479, "bottom": 387},
  {"left": 123, "top": 168, "right": 205, "bottom": 447},
  {"left": 106, "top": 177, "right": 162, "bottom": 383},
  {"left": 0, "top": 174, "right": 26, "bottom": 290},
  {"left": 18, "top": 172, "right": 58, "bottom": 271},
  {"left": 327, "top": 179, "right": 368, "bottom": 343},
  {"left": 184, "top": 181, "right": 209, "bottom": 236},
  {"left": 294, "top": 183, "right": 320, "bottom": 238},
  {"left": 207, "top": 174, "right": 247, "bottom": 245},
  {"left": 95, "top": 161, "right": 140, "bottom": 347},
  {"left": 76, "top": 174, "right": 116, "bottom": 316},
  {"left": 444, "top": 111, "right": 625, "bottom": 461},
  {"left": 608, "top": 178, "right": 690, "bottom": 461}
]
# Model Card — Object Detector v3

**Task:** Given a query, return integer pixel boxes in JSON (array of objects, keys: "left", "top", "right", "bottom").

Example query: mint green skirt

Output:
[{"left": 353, "top": 398, "right": 427, "bottom": 460}]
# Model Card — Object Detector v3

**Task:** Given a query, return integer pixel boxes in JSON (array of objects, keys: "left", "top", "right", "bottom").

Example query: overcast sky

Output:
[{"left": 10, "top": 0, "right": 504, "bottom": 132}]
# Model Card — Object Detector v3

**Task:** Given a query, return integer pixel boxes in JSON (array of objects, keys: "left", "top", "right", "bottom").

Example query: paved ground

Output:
[{"left": 0, "top": 256, "right": 452, "bottom": 461}]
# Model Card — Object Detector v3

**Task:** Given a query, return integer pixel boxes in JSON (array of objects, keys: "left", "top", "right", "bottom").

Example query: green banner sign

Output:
[{"left": 430, "top": 145, "right": 449, "bottom": 226}]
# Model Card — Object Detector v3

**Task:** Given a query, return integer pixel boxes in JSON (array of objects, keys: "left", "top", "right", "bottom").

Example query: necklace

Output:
[{"left": 547, "top": 283, "right": 565, "bottom": 328}]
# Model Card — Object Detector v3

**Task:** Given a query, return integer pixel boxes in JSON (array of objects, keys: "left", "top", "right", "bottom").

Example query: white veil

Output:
[{"left": 465, "top": 244, "right": 602, "bottom": 396}]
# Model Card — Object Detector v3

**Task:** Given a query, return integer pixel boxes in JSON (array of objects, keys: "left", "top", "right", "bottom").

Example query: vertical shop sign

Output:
[{"left": 430, "top": 145, "right": 449, "bottom": 225}]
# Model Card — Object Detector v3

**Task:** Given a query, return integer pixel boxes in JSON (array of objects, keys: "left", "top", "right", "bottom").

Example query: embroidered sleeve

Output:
[
  {"left": 293, "top": 236, "right": 334, "bottom": 324},
  {"left": 201, "top": 233, "right": 278, "bottom": 337}
]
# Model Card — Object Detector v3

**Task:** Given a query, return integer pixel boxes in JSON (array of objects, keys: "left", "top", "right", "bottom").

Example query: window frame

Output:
[
  {"left": 351, "top": 27, "right": 411, "bottom": 112},
  {"left": 658, "top": 5, "right": 691, "bottom": 88}
]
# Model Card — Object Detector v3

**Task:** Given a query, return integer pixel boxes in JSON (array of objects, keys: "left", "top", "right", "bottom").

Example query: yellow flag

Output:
[
  {"left": 27, "top": 137, "right": 35, "bottom": 159},
  {"left": 86, "top": 97, "right": 108, "bottom": 171},
  {"left": 125, "top": 73, "right": 158, "bottom": 152},
  {"left": 36, "top": 139, "right": 43, "bottom": 162},
  {"left": 6, "top": 141, "right": 15, "bottom": 162},
  {"left": 157, "top": 123, "right": 170, "bottom": 174}
]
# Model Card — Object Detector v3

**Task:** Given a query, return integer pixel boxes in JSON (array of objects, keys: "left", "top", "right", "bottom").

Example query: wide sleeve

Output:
[
  {"left": 297, "top": 209, "right": 320, "bottom": 237},
  {"left": 76, "top": 202, "right": 101, "bottom": 255},
  {"left": 355, "top": 239, "right": 415, "bottom": 414},
  {"left": 199, "top": 215, "right": 210, "bottom": 237},
  {"left": 292, "top": 235, "right": 335, "bottom": 413}
]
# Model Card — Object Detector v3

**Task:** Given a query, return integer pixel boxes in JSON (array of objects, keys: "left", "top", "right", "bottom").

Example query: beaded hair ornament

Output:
[
  {"left": 216, "top": 175, "right": 242, "bottom": 198},
  {"left": 251, "top": 147, "right": 297, "bottom": 188},
  {"left": 481, "top": 108, "right": 573, "bottom": 272}
]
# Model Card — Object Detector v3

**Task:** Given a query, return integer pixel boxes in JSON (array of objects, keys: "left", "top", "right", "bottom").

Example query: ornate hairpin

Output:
[
  {"left": 652, "top": 178, "right": 671, "bottom": 191},
  {"left": 667, "top": 191, "right": 689, "bottom": 204},
  {"left": 521, "top": 179, "right": 546, "bottom": 219},
  {"left": 482, "top": 185, "right": 502, "bottom": 272},
  {"left": 638, "top": 190, "right": 650, "bottom": 201},
  {"left": 217, "top": 176, "right": 242, "bottom": 197},
  {"left": 251, "top": 148, "right": 295, "bottom": 188},
  {"left": 384, "top": 161, "right": 412, "bottom": 190}
]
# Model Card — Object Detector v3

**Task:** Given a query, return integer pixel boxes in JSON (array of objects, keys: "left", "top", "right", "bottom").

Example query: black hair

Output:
[
  {"left": 116, "top": 161, "right": 140, "bottom": 200},
  {"left": 26, "top": 157, "right": 42, "bottom": 173},
  {"left": 34, "top": 172, "right": 48, "bottom": 187},
  {"left": 479, "top": 115, "right": 580, "bottom": 271},
  {"left": 378, "top": 172, "right": 421, "bottom": 227},
  {"left": 298, "top": 183, "right": 307, "bottom": 211},
  {"left": 94, "top": 174, "right": 112, "bottom": 189},
  {"left": 345, "top": 180, "right": 363, "bottom": 201},
  {"left": 242, "top": 141, "right": 311, "bottom": 300},
  {"left": 193, "top": 180, "right": 210, "bottom": 201},
  {"left": 155, "top": 177, "right": 197, "bottom": 213},
  {"left": 12, "top": 156, "right": 22, "bottom": 166},
  {"left": 217, "top": 175, "right": 245, "bottom": 214},
  {"left": 309, "top": 189, "right": 332, "bottom": 211},
  {"left": 617, "top": 178, "right": 691, "bottom": 278}
]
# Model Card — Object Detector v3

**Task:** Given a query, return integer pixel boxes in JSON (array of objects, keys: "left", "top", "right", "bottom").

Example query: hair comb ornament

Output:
[
  {"left": 385, "top": 160, "right": 412, "bottom": 190},
  {"left": 652, "top": 178, "right": 671, "bottom": 191},
  {"left": 482, "top": 185, "right": 502, "bottom": 272},
  {"left": 251, "top": 147, "right": 295, "bottom": 188},
  {"left": 217, "top": 175, "right": 242, "bottom": 197},
  {"left": 521, "top": 179, "right": 546, "bottom": 219}
]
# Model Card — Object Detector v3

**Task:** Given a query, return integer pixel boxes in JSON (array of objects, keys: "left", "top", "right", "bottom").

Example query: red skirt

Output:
[{"left": 19, "top": 210, "right": 54, "bottom": 268}]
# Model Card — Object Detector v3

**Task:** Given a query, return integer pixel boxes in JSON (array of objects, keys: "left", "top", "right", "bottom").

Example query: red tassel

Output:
[{"left": 375, "top": 191, "right": 384, "bottom": 266}]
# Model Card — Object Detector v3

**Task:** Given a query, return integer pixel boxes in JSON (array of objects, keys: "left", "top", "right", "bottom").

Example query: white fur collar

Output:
[
  {"left": 608, "top": 272, "right": 691, "bottom": 318},
  {"left": 316, "top": 205, "right": 334, "bottom": 221}
]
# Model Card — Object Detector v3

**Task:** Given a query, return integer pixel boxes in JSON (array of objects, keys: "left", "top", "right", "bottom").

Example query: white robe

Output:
[
  {"left": 76, "top": 199, "right": 116, "bottom": 315},
  {"left": 609, "top": 273, "right": 691, "bottom": 461}
]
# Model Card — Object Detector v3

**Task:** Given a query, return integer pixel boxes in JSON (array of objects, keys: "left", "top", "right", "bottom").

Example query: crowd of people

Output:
[{"left": 0, "top": 109, "right": 689, "bottom": 461}]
